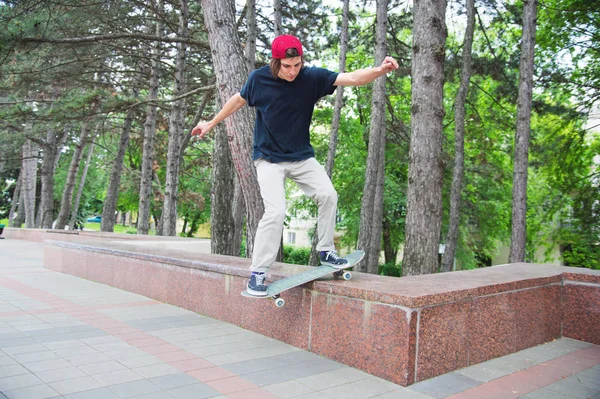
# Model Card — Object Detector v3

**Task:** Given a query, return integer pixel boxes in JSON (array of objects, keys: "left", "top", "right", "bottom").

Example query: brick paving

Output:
[{"left": 1, "top": 239, "right": 599, "bottom": 399}]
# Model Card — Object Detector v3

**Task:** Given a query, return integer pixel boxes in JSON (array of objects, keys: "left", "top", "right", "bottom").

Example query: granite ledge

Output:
[
  {"left": 46, "top": 240, "right": 254, "bottom": 279},
  {"left": 45, "top": 239, "right": 600, "bottom": 310}
]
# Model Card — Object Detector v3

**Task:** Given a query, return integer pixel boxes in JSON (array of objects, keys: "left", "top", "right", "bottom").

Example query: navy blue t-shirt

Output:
[{"left": 239, "top": 65, "right": 339, "bottom": 163}]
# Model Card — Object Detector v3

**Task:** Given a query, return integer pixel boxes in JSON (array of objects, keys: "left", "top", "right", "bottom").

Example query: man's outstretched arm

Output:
[
  {"left": 191, "top": 93, "right": 247, "bottom": 138},
  {"left": 334, "top": 56, "right": 399, "bottom": 87}
]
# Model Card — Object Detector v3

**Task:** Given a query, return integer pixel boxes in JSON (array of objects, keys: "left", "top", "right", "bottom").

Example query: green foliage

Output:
[
  {"left": 378, "top": 262, "right": 402, "bottom": 277},
  {"left": 283, "top": 245, "right": 312, "bottom": 266}
]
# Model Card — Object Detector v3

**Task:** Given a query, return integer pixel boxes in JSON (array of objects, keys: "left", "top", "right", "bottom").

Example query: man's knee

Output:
[
  {"left": 315, "top": 187, "right": 338, "bottom": 207},
  {"left": 262, "top": 205, "right": 286, "bottom": 225}
]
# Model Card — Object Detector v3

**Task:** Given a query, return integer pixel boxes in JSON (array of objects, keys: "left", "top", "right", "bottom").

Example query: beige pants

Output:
[{"left": 251, "top": 158, "right": 338, "bottom": 273}]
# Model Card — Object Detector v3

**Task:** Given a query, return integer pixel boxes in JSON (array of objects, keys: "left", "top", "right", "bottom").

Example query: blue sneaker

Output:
[
  {"left": 320, "top": 251, "right": 349, "bottom": 269},
  {"left": 247, "top": 272, "right": 268, "bottom": 296}
]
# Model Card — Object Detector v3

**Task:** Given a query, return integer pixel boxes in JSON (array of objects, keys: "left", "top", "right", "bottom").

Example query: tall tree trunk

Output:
[
  {"left": 245, "top": 0, "right": 257, "bottom": 72},
  {"left": 402, "top": 0, "right": 447, "bottom": 276},
  {"left": 68, "top": 139, "right": 95, "bottom": 229},
  {"left": 8, "top": 172, "right": 22, "bottom": 228},
  {"left": 309, "top": 0, "right": 350, "bottom": 266},
  {"left": 101, "top": 98, "right": 136, "bottom": 232},
  {"left": 37, "top": 128, "right": 64, "bottom": 229},
  {"left": 201, "top": 0, "right": 263, "bottom": 257},
  {"left": 14, "top": 194, "right": 25, "bottom": 228},
  {"left": 55, "top": 120, "right": 92, "bottom": 230},
  {"left": 441, "top": 0, "right": 475, "bottom": 272},
  {"left": 357, "top": 0, "right": 388, "bottom": 274},
  {"left": 138, "top": 0, "right": 164, "bottom": 235},
  {"left": 153, "top": 169, "right": 164, "bottom": 235},
  {"left": 273, "top": 0, "right": 282, "bottom": 36},
  {"left": 35, "top": 135, "right": 52, "bottom": 229},
  {"left": 383, "top": 218, "right": 397, "bottom": 263},
  {"left": 509, "top": 0, "right": 538, "bottom": 263},
  {"left": 232, "top": 0, "right": 257, "bottom": 255},
  {"left": 22, "top": 139, "right": 39, "bottom": 228},
  {"left": 211, "top": 122, "right": 236, "bottom": 254},
  {"left": 162, "top": 0, "right": 189, "bottom": 236}
]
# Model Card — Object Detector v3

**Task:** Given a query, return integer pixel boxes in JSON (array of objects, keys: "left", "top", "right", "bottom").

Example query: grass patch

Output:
[{"left": 84, "top": 223, "right": 140, "bottom": 234}]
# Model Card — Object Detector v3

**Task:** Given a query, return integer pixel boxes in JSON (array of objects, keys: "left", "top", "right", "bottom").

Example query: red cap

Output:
[{"left": 271, "top": 35, "right": 303, "bottom": 59}]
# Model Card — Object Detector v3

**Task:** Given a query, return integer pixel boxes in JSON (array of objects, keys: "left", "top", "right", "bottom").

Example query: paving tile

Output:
[
  {"left": 378, "top": 388, "right": 436, "bottom": 399},
  {"left": 320, "top": 382, "right": 374, "bottom": 399},
  {"left": 205, "top": 376, "right": 257, "bottom": 394},
  {"left": 187, "top": 366, "right": 236, "bottom": 382},
  {"left": 106, "top": 379, "right": 163, "bottom": 398},
  {"left": 79, "top": 360, "right": 127, "bottom": 375},
  {"left": 63, "top": 387, "right": 121, "bottom": 399},
  {"left": 42, "top": 340, "right": 87, "bottom": 351},
  {"left": 117, "top": 355, "right": 162, "bottom": 369},
  {"left": 23, "top": 358, "right": 72, "bottom": 372},
  {"left": 319, "top": 367, "right": 372, "bottom": 384},
  {"left": 346, "top": 376, "right": 402, "bottom": 396},
  {"left": 523, "top": 387, "right": 582, "bottom": 398},
  {"left": 12, "top": 350, "right": 61, "bottom": 363},
  {"left": 545, "top": 378, "right": 600, "bottom": 398},
  {"left": 0, "top": 355, "right": 17, "bottom": 366},
  {"left": 2, "top": 383, "right": 59, "bottom": 399},
  {"left": 155, "top": 350, "right": 197, "bottom": 363},
  {"left": 520, "top": 363, "right": 573, "bottom": 386},
  {"left": 36, "top": 366, "right": 87, "bottom": 383},
  {"left": 221, "top": 350, "right": 316, "bottom": 375},
  {"left": 133, "top": 363, "right": 179, "bottom": 378},
  {"left": 169, "top": 357, "right": 213, "bottom": 372},
  {"left": 166, "top": 382, "right": 221, "bottom": 399},
  {"left": 295, "top": 372, "right": 346, "bottom": 391},
  {"left": 103, "top": 347, "right": 149, "bottom": 361},
  {"left": 410, "top": 372, "right": 481, "bottom": 399},
  {"left": 0, "top": 364, "right": 29, "bottom": 378},
  {"left": 52, "top": 345, "right": 98, "bottom": 358},
  {"left": 263, "top": 380, "right": 316, "bottom": 398},
  {"left": 572, "top": 369, "right": 600, "bottom": 390},
  {"left": 0, "top": 372, "right": 44, "bottom": 391},
  {"left": 65, "top": 352, "right": 112, "bottom": 366},
  {"left": 92, "top": 369, "right": 144, "bottom": 386},
  {"left": 129, "top": 392, "right": 174, "bottom": 399},
  {"left": 49, "top": 376, "right": 103, "bottom": 395},
  {"left": 2, "top": 343, "right": 48, "bottom": 355},
  {"left": 225, "top": 387, "right": 283, "bottom": 399},
  {"left": 148, "top": 372, "right": 199, "bottom": 389},
  {"left": 203, "top": 343, "right": 297, "bottom": 366},
  {"left": 0, "top": 337, "right": 38, "bottom": 348},
  {"left": 242, "top": 368, "right": 298, "bottom": 387}
]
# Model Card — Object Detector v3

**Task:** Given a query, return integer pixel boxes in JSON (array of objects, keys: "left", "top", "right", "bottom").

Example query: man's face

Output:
[{"left": 278, "top": 56, "right": 302, "bottom": 82}]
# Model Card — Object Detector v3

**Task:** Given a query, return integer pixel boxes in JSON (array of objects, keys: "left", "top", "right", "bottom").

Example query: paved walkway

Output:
[{"left": 0, "top": 239, "right": 599, "bottom": 399}]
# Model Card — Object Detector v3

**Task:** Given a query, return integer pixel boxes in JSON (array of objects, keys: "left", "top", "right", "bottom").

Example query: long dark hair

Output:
[{"left": 270, "top": 48, "right": 305, "bottom": 79}]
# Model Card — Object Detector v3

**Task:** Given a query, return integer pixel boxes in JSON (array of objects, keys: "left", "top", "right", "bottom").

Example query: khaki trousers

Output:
[{"left": 251, "top": 158, "right": 338, "bottom": 273}]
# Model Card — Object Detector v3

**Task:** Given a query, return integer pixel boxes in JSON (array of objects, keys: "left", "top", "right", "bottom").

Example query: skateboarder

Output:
[{"left": 192, "top": 34, "right": 398, "bottom": 296}]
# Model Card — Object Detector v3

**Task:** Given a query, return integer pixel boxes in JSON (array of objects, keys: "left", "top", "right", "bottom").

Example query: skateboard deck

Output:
[{"left": 241, "top": 250, "right": 365, "bottom": 307}]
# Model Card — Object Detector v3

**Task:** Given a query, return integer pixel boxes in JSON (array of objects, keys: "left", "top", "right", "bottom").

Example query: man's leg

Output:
[
  {"left": 289, "top": 158, "right": 338, "bottom": 252},
  {"left": 251, "top": 159, "right": 287, "bottom": 273}
]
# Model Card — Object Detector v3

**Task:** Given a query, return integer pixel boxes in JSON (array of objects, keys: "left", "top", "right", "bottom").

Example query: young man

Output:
[{"left": 192, "top": 34, "right": 398, "bottom": 296}]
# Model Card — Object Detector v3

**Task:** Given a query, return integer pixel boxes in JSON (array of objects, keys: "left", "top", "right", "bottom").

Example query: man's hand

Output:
[
  {"left": 381, "top": 56, "right": 399, "bottom": 73},
  {"left": 191, "top": 121, "right": 212, "bottom": 139}
]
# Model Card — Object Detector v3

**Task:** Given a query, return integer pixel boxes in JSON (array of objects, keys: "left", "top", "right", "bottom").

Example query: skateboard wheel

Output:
[
  {"left": 274, "top": 298, "right": 285, "bottom": 308},
  {"left": 342, "top": 271, "right": 352, "bottom": 281}
]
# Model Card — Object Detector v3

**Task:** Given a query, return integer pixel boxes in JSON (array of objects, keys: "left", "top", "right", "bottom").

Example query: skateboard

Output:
[{"left": 241, "top": 250, "right": 365, "bottom": 307}]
